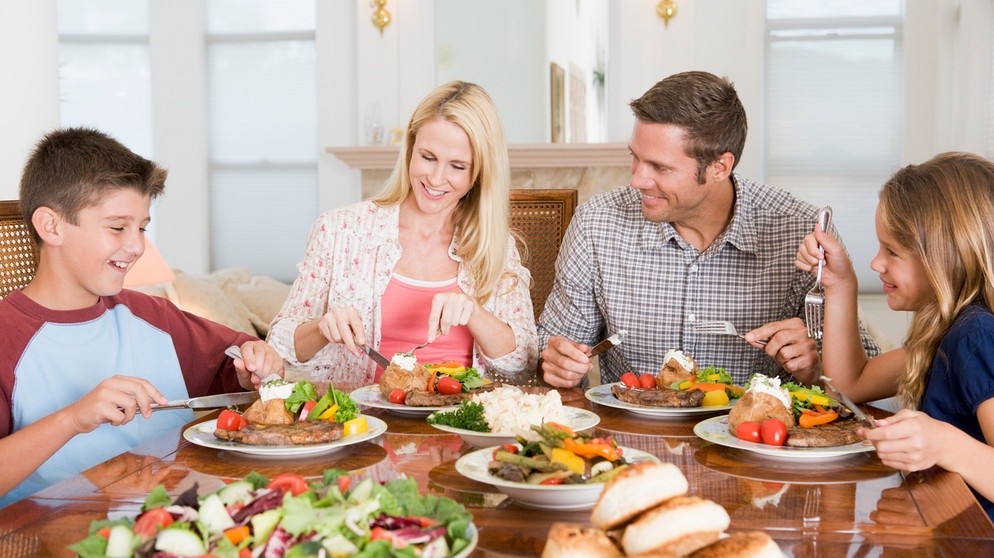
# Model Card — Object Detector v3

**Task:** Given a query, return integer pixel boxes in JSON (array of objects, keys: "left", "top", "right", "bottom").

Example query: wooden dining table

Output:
[{"left": 1, "top": 383, "right": 993, "bottom": 557}]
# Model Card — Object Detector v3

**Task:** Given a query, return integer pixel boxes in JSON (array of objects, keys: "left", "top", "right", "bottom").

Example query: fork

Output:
[
  {"left": 692, "top": 321, "right": 768, "bottom": 346},
  {"left": 403, "top": 339, "right": 432, "bottom": 355},
  {"left": 805, "top": 207, "right": 833, "bottom": 340}
]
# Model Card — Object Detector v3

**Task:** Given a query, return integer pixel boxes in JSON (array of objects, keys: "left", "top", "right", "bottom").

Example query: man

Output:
[{"left": 538, "top": 71, "right": 879, "bottom": 387}]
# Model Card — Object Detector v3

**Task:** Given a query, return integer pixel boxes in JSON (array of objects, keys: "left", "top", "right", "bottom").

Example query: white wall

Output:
[
  {"left": 0, "top": 0, "right": 59, "bottom": 201},
  {"left": 1, "top": 0, "right": 990, "bottom": 285}
]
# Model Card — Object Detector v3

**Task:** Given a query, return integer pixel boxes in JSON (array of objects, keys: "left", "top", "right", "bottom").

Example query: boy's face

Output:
[{"left": 60, "top": 189, "right": 152, "bottom": 300}]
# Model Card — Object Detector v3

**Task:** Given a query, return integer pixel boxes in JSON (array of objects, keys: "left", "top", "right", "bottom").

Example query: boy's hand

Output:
[
  {"left": 69, "top": 375, "right": 167, "bottom": 433},
  {"left": 234, "top": 340, "right": 285, "bottom": 389}
]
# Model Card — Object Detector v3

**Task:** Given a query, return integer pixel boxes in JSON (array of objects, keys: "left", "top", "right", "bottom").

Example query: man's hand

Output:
[
  {"left": 235, "top": 340, "right": 286, "bottom": 389},
  {"left": 746, "top": 317, "right": 820, "bottom": 384},
  {"left": 540, "top": 336, "right": 593, "bottom": 387}
]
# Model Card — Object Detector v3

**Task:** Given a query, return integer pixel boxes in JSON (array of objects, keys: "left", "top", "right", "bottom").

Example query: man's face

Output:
[{"left": 628, "top": 120, "right": 710, "bottom": 224}]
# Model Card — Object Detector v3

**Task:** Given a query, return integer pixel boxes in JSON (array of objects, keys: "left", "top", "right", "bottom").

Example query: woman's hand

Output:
[
  {"left": 317, "top": 307, "right": 367, "bottom": 355},
  {"left": 427, "top": 292, "right": 480, "bottom": 341}
]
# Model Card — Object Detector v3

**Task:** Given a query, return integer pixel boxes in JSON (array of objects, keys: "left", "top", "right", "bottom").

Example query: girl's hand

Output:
[
  {"left": 794, "top": 225, "right": 858, "bottom": 292},
  {"left": 861, "top": 409, "right": 951, "bottom": 472},
  {"left": 318, "top": 306, "right": 366, "bottom": 356},
  {"left": 233, "top": 340, "right": 286, "bottom": 389}
]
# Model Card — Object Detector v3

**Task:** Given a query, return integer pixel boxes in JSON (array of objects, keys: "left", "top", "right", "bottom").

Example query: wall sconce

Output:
[
  {"left": 371, "top": 0, "right": 391, "bottom": 36},
  {"left": 656, "top": 0, "right": 678, "bottom": 29}
]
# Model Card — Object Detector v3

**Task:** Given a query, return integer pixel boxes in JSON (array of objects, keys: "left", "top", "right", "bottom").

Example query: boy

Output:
[{"left": 0, "top": 127, "right": 285, "bottom": 507}]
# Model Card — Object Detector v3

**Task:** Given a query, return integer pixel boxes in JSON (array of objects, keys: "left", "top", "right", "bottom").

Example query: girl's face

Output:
[
  {"left": 407, "top": 117, "right": 474, "bottom": 217},
  {"left": 870, "top": 208, "right": 934, "bottom": 311}
]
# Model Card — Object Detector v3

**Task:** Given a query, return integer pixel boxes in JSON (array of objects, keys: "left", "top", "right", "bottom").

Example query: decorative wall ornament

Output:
[
  {"left": 371, "top": 0, "right": 391, "bottom": 36},
  {"left": 656, "top": 0, "right": 677, "bottom": 28}
]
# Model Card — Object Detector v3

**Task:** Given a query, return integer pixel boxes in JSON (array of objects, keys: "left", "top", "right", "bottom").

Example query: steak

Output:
[
  {"left": 404, "top": 382, "right": 501, "bottom": 407},
  {"left": 610, "top": 384, "right": 706, "bottom": 408},
  {"left": 215, "top": 421, "right": 344, "bottom": 446},
  {"left": 785, "top": 418, "right": 863, "bottom": 448}
]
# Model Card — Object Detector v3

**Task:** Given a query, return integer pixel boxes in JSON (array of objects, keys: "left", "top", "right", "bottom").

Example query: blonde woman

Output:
[
  {"left": 268, "top": 81, "right": 537, "bottom": 384},
  {"left": 795, "top": 152, "right": 994, "bottom": 521}
]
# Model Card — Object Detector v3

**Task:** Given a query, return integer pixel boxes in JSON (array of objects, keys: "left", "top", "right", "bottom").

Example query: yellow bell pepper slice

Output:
[
  {"left": 317, "top": 404, "right": 338, "bottom": 421},
  {"left": 701, "top": 390, "right": 730, "bottom": 407},
  {"left": 342, "top": 416, "right": 368, "bottom": 436},
  {"left": 551, "top": 447, "right": 585, "bottom": 475},
  {"left": 791, "top": 391, "right": 830, "bottom": 407}
]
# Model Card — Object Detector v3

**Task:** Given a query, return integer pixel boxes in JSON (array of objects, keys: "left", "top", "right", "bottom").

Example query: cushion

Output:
[
  {"left": 232, "top": 275, "right": 292, "bottom": 337},
  {"left": 171, "top": 269, "right": 257, "bottom": 336}
]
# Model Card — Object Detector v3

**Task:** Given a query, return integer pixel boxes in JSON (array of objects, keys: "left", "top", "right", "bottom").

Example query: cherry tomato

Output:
[
  {"left": 336, "top": 475, "right": 351, "bottom": 493},
  {"left": 735, "top": 421, "right": 762, "bottom": 443},
  {"left": 638, "top": 373, "right": 657, "bottom": 390},
  {"left": 266, "top": 473, "right": 310, "bottom": 496},
  {"left": 619, "top": 372, "right": 640, "bottom": 389},
  {"left": 96, "top": 527, "right": 111, "bottom": 539},
  {"left": 133, "top": 507, "right": 174, "bottom": 539},
  {"left": 217, "top": 409, "right": 247, "bottom": 431},
  {"left": 435, "top": 376, "right": 463, "bottom": 395},
  {"left": 388, "top": 388, "right": 407, "bottom": 404},
  {"left": 760, "top": 418, "right": 788, "bottom": 446},
  {"left": 540, "top": 477, "right": 566, "bottom": 485}
]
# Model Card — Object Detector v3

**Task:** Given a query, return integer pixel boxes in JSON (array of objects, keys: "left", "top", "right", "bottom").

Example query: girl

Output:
[{"left": 796, "top": 152, "right": 994, "bottom": 521}]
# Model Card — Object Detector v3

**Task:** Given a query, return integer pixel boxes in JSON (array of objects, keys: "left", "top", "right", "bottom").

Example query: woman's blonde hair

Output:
[
  {"left": 879, "top": 152, "right": 994, "bottom": 407},
  {"left": 372, "top": 81, "right": 513, "bottom": 303}
]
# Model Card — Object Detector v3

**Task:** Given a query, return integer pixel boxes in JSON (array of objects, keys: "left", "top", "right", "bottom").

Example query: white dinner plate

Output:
[
  {"left": 350, "top": 385, "right": 461, "bottom": 417},
  {"left": 585, "top": 383, "right": 735, "bottom": 418},
  {"left": 454, "top": 523, "right": 478, "bottom": 558},
  {"left": 693, "top": 415, "right": 875, "bottom": 461},
  {"left": 455, "top": 445, "right": 659, "bottom": 510},
  {"left": 429, "top": 406, "right": 600, "bottom": 448},
  {"left": 183, "top": 415, "right": 387, "bottom": 457}
]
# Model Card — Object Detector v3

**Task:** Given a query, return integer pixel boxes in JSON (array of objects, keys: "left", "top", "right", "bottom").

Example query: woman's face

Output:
[
  {"left": 407, "top": 117, "right": 474, "bottom": 217},
  {"left": 870, "top": 208, "right": 934, "bottom": 311}
]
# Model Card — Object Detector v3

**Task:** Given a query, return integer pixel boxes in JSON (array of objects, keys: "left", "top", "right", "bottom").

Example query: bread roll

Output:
[
  {"left": 541, "top": 522, "right": 622, "bottom": 558},
  {"left": 727, "top": 391, "right": 795, "bottom": 436},
  {"left": 689, "top": 531, "right": 783, "bottom": 558},
  {"left": 620, "top": 496, "right": 730, "bottom": 556},
  {"left": 591, "top": 462, "right": 689, "bottom": 531}
]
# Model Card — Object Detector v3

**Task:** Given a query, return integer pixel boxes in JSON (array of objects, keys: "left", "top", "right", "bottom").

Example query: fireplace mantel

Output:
[
  {"left": 327, "top": 142, "right": 630, "bottom": 170},
  {"left": 327, "top": 143, "right": 631, "bottom": 202}
]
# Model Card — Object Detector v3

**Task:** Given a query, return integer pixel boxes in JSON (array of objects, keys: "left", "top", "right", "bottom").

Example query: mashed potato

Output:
[{"left": 472, "top": 386, "right": 567, "bottom": 434}]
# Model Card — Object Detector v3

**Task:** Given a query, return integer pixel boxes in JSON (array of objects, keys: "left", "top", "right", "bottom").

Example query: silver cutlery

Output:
[
  {"left": 691, "top": 321, "right": 768, "bottom": 346},
  {"left": 820, "top": 375, "right": 876, "bottom": 427},
  {"left": 361, "top": 344, "right": 392, "bottom": 368},
  {"left": 588, "top": 330, "right": 627, "bottom": 357},
  {"left": 151, "top": 391, "right": 259, "bottom": 411},
  {"left": 805, "top": 206, "right": 833, "bottom": 340}
]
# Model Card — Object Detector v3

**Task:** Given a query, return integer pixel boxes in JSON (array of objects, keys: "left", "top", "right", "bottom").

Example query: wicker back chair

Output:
[
  {"left": 0, "top": 200, "right": 40, "bottom": 300},
  {"left": 509, "top": 189, "right": 577, "bottom": 321}
]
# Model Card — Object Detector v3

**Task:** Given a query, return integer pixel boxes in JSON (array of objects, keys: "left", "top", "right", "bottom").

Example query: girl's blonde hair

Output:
[
  {"left": 371, "top": 81, "right": 513, "bottom": 303},
  {"left": 879, "top": 152, "right": 994, "bottom": 407}
]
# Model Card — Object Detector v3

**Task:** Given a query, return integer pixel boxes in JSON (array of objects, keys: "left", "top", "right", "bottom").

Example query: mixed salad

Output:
[
  {"left": 68, "top": 469, "right": 474, "bottom": 558},
  {"left": 488, "top": 422, "right": 632, "bottom": 485}
]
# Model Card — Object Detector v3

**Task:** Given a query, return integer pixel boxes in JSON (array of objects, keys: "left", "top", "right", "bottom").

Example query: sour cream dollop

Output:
[
  {"left": 259, "top": 378, "right": 295, "bottom": 402},
  {"left": 663, "top": 349, "right": 696, "bottom": 372},
  {"left": 745, "top": 373, "right": 792, "bottom": 410},
  {"left": 391, "top": 353, "right": 417, "bottom": 372}
]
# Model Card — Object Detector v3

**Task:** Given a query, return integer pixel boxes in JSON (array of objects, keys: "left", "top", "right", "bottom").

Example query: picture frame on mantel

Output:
[{"left": 550, "top": 62, "right": 566, "bottom": 143}]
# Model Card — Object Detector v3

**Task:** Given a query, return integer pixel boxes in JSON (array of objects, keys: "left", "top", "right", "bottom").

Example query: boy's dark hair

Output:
[
  {"left": 18, "top": 127, "right": 167, "bottom": 244},
  {"left": 629, "top": 71, "right": 748, "bottom": 183}
]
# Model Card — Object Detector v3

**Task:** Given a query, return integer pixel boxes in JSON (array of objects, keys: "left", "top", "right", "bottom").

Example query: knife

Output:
[
  {"left": 588, "top": 330, "right": 627, "bottom": 357},
  {"left": 361, "top": 345, "right": 392, "bottom": 369},
  {"left": 150, "top": 391, "right": 260, "bottom": 411},
  {"left": 820, "top": 375, "right": 876, "bottom": 427}
]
